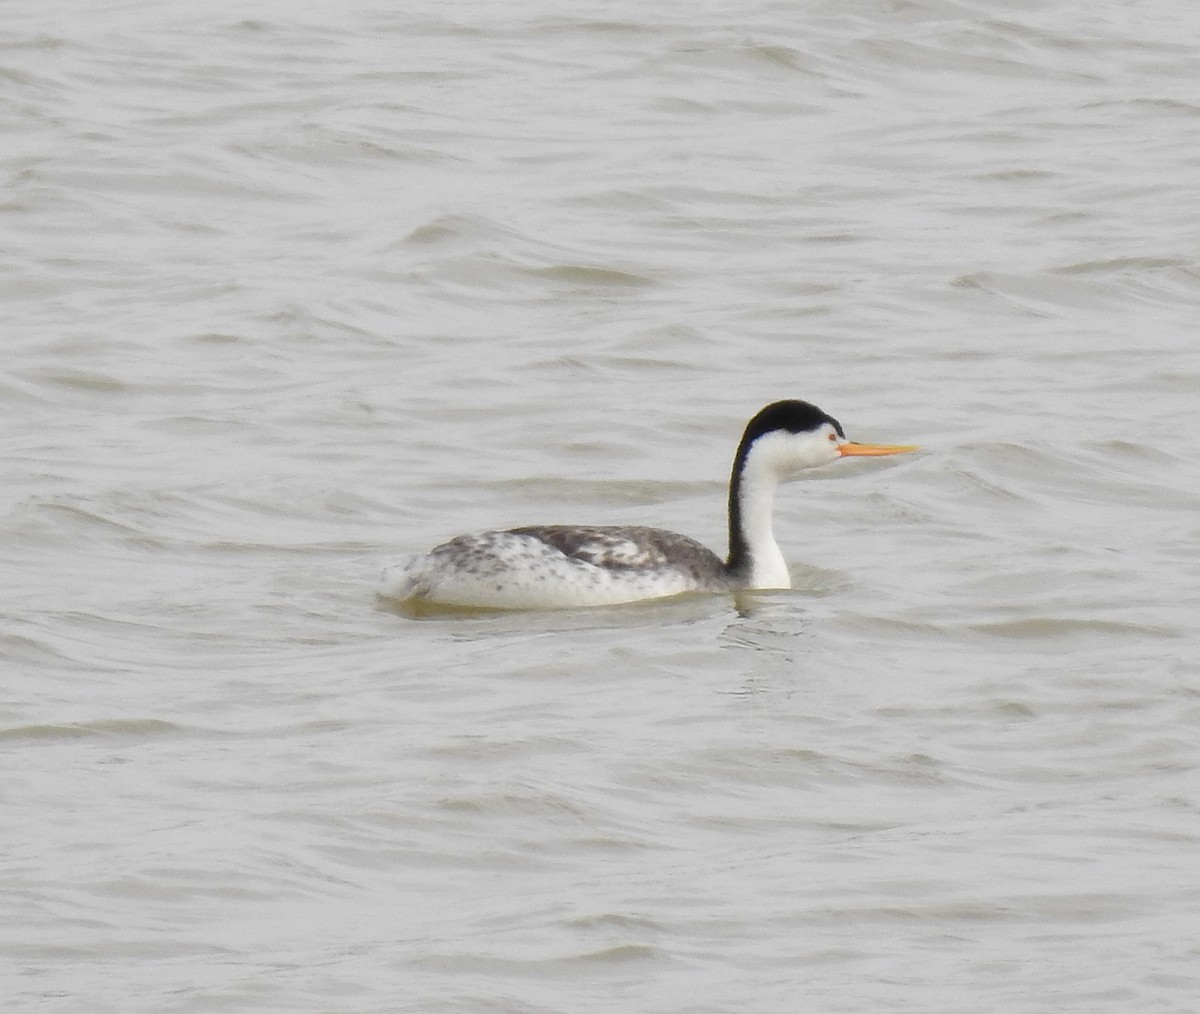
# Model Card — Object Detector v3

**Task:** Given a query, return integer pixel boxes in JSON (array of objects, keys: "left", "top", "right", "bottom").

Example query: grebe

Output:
[{"left": 380, "top": 400, "right": 916, "bottom": 610}]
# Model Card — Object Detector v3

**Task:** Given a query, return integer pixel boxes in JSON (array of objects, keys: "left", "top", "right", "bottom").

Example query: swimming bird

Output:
[{"left": 380, "top": 400, "right": 916, "bottom": 610}]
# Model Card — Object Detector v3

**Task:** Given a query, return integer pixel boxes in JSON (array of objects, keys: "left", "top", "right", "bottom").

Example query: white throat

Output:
[
  {"left": 733, "top": 448, "right": 791, "bottom": 590},
  {"left": 727, "top": 422, "right": 842, "bottom": 590}
]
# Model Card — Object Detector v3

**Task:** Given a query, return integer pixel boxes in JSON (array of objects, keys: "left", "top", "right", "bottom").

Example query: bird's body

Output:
[
  {"left": 392, "top": 525, "right": 729, "bottom": 610},
  {"left": 380, "top": 400, "right": 916, "bottom": 611}
]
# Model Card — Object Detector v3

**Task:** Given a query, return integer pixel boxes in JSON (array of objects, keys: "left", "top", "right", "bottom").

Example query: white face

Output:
[{"left": 751, "top": 423, "right": 843, "bottom": 478}]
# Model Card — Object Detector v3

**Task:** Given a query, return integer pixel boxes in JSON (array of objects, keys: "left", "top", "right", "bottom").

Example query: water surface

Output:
[{"left": 4, "top": 2, "right": 1200, "bottom": 1011}]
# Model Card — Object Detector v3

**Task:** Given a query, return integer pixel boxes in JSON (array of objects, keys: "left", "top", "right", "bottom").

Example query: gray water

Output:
[{"left": 4, "top": 2, "right": 1200, "bottom": 1011}]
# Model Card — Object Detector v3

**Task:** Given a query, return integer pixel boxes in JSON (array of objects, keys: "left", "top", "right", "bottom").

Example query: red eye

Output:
[{"left": 828, "top": 433, "right": 838, "bottom": 442}]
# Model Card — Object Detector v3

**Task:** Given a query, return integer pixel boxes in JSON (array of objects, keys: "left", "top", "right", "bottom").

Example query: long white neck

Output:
[{"left": 727, "top": 446, "right": 791, "bottom": 589}]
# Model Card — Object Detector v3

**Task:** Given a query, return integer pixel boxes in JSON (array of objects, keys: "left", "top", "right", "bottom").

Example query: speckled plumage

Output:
[
  {"left": 379, "top": 400, "right": 915, "bottom": 611},
  {"left": 382, "top": 525, "right": 732, "bottom": 610}
]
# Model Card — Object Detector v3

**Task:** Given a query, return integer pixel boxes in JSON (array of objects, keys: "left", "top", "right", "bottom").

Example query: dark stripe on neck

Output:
[
  {"left": 723, "top": 400, "right": 840, "bottom": 575},
  {"left": 725, "top": 451, "right": 752, "bottom": 577}
]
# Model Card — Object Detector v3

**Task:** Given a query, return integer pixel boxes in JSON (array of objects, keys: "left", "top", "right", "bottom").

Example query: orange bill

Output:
[{"left": 838, "top": 441, "right": 919, "bottom": 457}]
